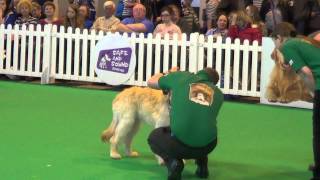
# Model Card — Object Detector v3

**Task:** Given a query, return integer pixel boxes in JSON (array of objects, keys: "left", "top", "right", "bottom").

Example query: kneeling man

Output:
[{"left": 147, "top": 67, "right": 224, "bottom": 180}]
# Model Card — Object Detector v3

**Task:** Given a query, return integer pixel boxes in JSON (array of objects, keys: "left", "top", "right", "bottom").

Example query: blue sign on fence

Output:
[{"left": 97, "top": 48, "right": 132, "bottom": 74}]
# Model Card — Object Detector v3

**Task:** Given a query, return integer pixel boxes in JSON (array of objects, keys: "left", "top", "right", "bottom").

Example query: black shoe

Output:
[
  {"left": 167, "top": 159, "right": 184, "bottom": 180},
  {"left": 309, "top": 164, "right": 320, "bottom": 179},
  {"left": 195, "top": 158, "right": 209, "bottom": 178},
  {"left": 310, "top": 167, "right": 320, "bottom": 180},
  {"left": 195, "top": 166, "right": 209, "bottom": 178}
]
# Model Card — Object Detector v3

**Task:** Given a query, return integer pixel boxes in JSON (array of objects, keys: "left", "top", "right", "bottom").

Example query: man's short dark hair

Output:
[{"left": 203, "top": 67, "right": 219, "bottom": 85}]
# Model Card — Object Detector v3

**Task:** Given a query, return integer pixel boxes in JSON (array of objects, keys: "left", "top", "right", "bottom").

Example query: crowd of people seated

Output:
[
  {"left": 0, "top": 0, "right": 320, "bottom": 43},
  {"left": 1, "top": 0, "right": 319, "bottom": 43}
]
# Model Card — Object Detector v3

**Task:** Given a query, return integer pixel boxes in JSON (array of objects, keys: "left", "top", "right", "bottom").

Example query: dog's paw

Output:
[
  {"left": 279, "top": 96, "right": 294, "bottom": 104},
  {"left": 110, "top": 152, "right": 122, "bottom": 159},
  {"left": 279, "top": 98, "right": 288, "bottom": 103},
  {"left": 279, "top": 99, "right": 289, "bottom": 103},
  {"left": 303, "top": 93, "right": 313, "bottom": 102},
  {"left": 267, "top": 98, "right": 278, "bottom": 103},
  {"left": 127, "top": 151, "right": 139, "bottom": 157}
]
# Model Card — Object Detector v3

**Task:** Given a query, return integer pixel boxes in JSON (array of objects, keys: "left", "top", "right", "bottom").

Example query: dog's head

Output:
[{"left": 271, "top": 48, "right": 291, "bottom": 71}]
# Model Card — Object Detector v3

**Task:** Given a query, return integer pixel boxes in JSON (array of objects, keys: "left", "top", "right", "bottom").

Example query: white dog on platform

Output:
[{"left": 101, "top": 86, "right": 170, "bottom": 164}]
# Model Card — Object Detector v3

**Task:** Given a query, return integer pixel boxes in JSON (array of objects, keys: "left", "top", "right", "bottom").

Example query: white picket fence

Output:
[{"left": 0, "top": 24, "right": 263, "bottom": 97}]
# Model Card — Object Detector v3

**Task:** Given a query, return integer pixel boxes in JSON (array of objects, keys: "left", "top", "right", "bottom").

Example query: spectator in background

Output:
[
  {"left": 169, "top": 4, "right": 188, "bottom": 33},
  {"left": 157, "top": 0, "right": 182, "bottom": 14},
  {"left": 39, "top": 1, "right": 62, "bottom": 26},
  {"left": 245, "top": 4, "right": 267, "bottom": 36},
  {"left": 117, "top": 0, "right": 160, "bottom": 21},
  {"left": 252, "top": 0, "right": 263, "bottom": 10},
  {"left": 0, "top": 0, "right": 10, "bottom": 24},
  {"left": 92, "top": 0, "right": 120, "bottom": 32},
  {"left": 153, "top": 6, "right": 182, "bottom": 39},
  {"left": 191, "top": 0, "right": 200, "bottom": 14},
  {"left": 37, "top": 0, "right": 53, "bottom": 6},
  {"left": 181, "top": 0, "right": 200, "bottom": 35},
  {"left": 15, "top": 0, "right": 38, "bottom": 28},
  {"left": 117, "top": 4, "right": 154, "bottom": 35},
  {"left": 205, "top": 0, "right": 220, "bottom": 30},
  {"left": 71, "top": 0, "right": 96, "bottom": 21},
  {"left": 63, "top": 4, "right": 84, "bottom": 29},
  {"left": 169, "top": 4, "right": 200, "bottom": 36},
  {"left": 260, "top": 0, "right": 290, "bottom": 34},
  {"left": 160, "top": 0, "right": 181, "bottom": 8},
  {"left": 115, "top": 0, "right": 124, "bottom": 19},
  {"left": 140, "top": 0, "right": 158, "bottom": 21},
  {"left": 168, "top": 4, "right": 181, "bottom": 25},
  {"left": 216, "top": 0, "right": 253, "bottom": 16},
  {"left": 293, "top": 0, "right": 320, "bottom": 35},
  {"left": 154, "top": 0, "right": 182, "bottom": 23},
  {"left": 2, "top": 0, "right": 18, "bottom": 26},
  {"left": 206, "top": 13, "right": 229, "bottom": 39},
  {"left": 78, "top": 4, "right": 93, "bottom": 29},
  {"left": 9, "top": 0, "right": 19, "bottom": 10},
  {"left": 307, "top": 0, "right": 320, "bottom": 34},
  {"left": 122, "top": 0, "right": 140, "bottom": 19},
  {"left": 31, "top": 2, "right": 41, "bottom": 20},
  {"left": 227, "top": 10, "right": 262, "bottom": 44}
]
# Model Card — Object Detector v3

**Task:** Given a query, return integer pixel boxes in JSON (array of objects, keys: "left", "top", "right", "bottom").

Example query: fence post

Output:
[
  {"left": 0, "top": 24, "right": 5, "bottom": 71},
  {"left": 189, "top": 33, "right": 199, "bottom": 73},
  {"left": 49, "top": 25, "right": 58, "bottom": 83},
  {"left": 197, "top": 34, "right": 205, "bottom": 70},
  {"left": 41, "top": 24, "right": 52, "bottom": 84}
]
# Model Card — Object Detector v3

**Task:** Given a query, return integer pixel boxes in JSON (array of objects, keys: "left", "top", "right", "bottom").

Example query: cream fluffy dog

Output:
[
  {"left": 265, "top": 49, "right": 313, "bottom": 103},
  {"left": 101, "top": 86, "right": 170, "bottom": 163}
]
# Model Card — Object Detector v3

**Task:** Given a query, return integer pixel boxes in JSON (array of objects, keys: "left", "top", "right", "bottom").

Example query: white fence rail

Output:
[{"left": 0, "top": 24, "right": 263, "bottom": 97}]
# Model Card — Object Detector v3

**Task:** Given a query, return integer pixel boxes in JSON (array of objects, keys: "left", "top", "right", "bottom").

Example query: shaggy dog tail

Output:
[{"left": 101, "top": 120, "right": 116, "bottom": 143}]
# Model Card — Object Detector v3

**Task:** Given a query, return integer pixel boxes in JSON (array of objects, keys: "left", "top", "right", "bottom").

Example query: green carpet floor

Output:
[{"left": 0, "top": 80, "right": 313, "bottom": 180}]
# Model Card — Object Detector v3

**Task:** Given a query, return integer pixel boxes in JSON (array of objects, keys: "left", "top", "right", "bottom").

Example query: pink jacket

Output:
[{"left": 227, "top": 24, "right": 262, "bottom": 44}]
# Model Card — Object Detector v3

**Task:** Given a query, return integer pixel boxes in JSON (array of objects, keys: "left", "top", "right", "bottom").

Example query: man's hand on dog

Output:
[
  {"left": 164, "top": 67, "right": 180, "bottom": 75},
  {"left": 299, "top": 67, "right": 316, "bottom": 94}
]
